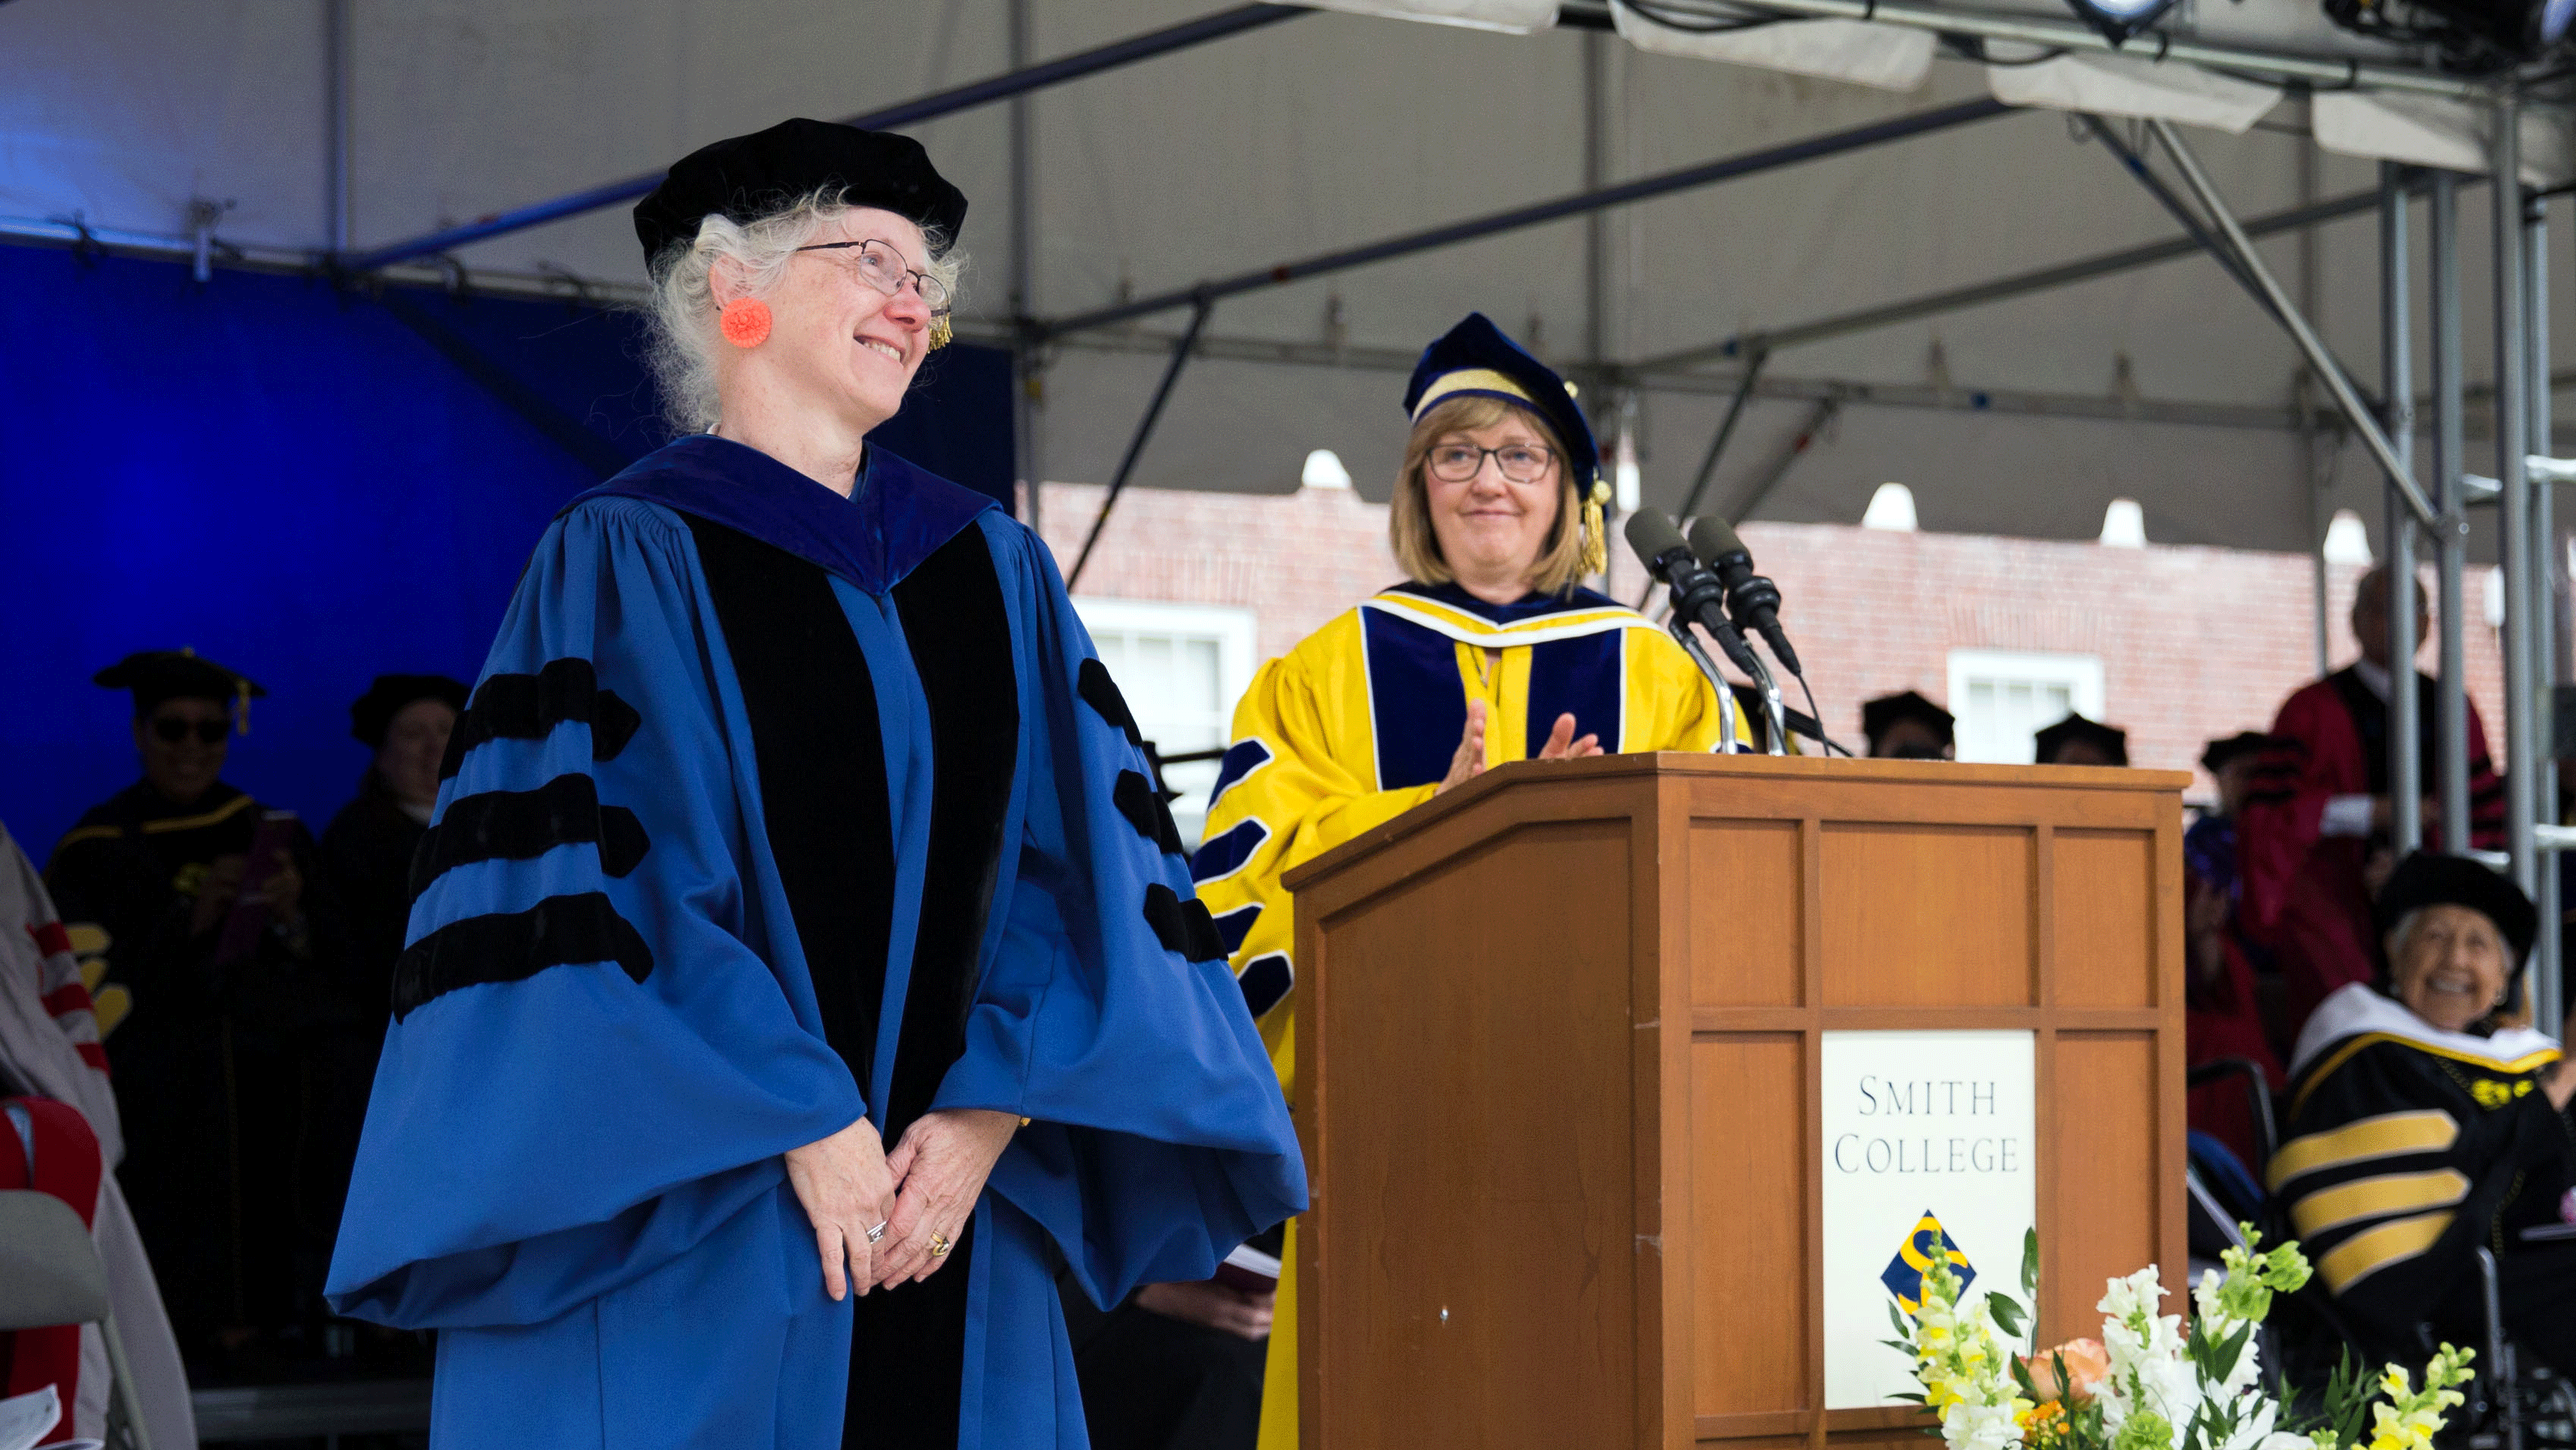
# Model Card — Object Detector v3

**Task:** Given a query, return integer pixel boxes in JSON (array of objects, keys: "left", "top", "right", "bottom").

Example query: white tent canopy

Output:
[{"left": 5, "top": 0, "right": 2570, "bottom": 556}]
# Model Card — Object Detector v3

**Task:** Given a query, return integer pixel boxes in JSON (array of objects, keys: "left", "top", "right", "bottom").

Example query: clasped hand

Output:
[{"left": 783, "top": 1109, "right": 1021, "bottom": 1301}]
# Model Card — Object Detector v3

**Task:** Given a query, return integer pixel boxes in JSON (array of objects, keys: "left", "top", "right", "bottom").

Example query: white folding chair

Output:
[{"left": 0, "top": 1190, "right": 151, "bottom": 1450}]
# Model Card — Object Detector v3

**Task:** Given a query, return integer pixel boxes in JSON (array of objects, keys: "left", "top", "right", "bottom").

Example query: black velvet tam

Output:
[
  {"left": 1861, "top": 690, "right": 1954, "bottom": 750},
  {"left": 2033, "top": 712, "right": 2128, "bottom": 766},
  {"left": 2377, "top": 851, "right": 2537, "bottom": 967},
  {"left": 350, "top": 672, "right": 469, "bottom": 747},
  {"left": 633, "top": 118, "right": 969, "bottom": 269},
  {"left": 93, "top": 649, "right": 264, "bottom": 713},
  {"left": 2199, "top": 730, "right": 2273, "bottom": 773},
  {"left": 1401, "top": 312, "right": 1599, "bottom": 490}
]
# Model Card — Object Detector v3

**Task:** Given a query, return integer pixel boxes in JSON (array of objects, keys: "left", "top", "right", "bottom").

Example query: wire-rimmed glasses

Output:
[{"left": 792, "top": 237, "right": 951, "bottom": 317}]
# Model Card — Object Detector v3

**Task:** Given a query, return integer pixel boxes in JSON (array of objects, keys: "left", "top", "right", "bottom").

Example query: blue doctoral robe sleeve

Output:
[
  {"left": 932, "top": 514, "right": 1308, "bottom": 1309},
  {"left": 325, "top": 498, "right": 867, "bottom": 1329}
]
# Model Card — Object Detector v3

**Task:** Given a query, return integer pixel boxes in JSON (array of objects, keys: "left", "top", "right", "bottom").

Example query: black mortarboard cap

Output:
[
  {"left": 633, "top": 118, "right": 968, "bottom": 270},
  {"left": 2200, "top": 731, "right": 2273, "bottom": 773},
  {"left": 1861, "top": 690, "right": 1955, "bottom": 750},
  {"left": 93, "top": 650, "right": 263, "bottom": 716},
  {"left": 2376, "top": 851, "right": 2537, "bottom": 967},
  {"left": 351, "top": 673, "right": 470, "bottom": 748},
  {"left": 1402, "top": 313, "right": 1599, "bottom": 492},
  {"left": 2033, "top": 712, "right": 2128, "bottom": 766}
]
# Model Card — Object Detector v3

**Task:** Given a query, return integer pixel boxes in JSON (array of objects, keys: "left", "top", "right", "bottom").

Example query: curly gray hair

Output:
[{"left": 640, "top": 185, "right": 964, "bottom": 438}]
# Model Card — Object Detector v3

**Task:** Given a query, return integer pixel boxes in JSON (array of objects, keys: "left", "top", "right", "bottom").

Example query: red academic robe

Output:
[{"left": 2239, "top": 666, "right": 2505, "bottom": 1046}]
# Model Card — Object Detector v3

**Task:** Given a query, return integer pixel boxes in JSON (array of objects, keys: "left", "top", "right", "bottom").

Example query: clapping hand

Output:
[{"left": 1435, "top": 701, "right": 1599, "bottom": 797}]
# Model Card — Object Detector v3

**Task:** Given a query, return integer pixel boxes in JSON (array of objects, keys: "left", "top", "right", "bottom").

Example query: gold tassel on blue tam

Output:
[{"left": 1580, "top": 479, "right": 1611, "bottom": 577}]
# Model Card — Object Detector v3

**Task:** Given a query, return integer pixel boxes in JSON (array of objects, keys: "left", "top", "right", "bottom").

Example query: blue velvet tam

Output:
[{"left": 1402, "top": 313, "right": 1599, "bottom": 489}]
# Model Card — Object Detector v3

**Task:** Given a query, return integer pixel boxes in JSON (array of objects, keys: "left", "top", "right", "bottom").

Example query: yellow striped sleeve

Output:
[
  {"left": 2289, "top": 1168, "right": 2470, "bottom": 1238},
  {"left": 2267, "top": 1110, "right": 2459, "bottom": 1193},
  {"left": 137, "top": 794, "right": 257, "bottom": 834},
  {"left": 2317, "top": 1210, "right": 2456, "bottom": 1293},
  {"left": 2292, "top": 1033, "right": 2562, "bottom": 1116},
  {"left": 52, "top": 825, "right": 122, "bottom": 852}
]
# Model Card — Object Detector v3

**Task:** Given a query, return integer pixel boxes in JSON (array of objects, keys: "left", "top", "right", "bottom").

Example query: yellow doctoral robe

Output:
[{"left": 1190, "top": 579, "right": 1735, "bottom": 1449}]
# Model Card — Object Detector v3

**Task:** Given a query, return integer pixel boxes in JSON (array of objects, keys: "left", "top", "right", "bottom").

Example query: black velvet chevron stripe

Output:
[
  {"left": 1113, "top": 770, "right": 1186, "bottom": 855},
  {"left": 1142, "top": 883, "right": 1226, "bottom": 963},
  {"left": 1237, "top": 951, "right": 1293, "bottom": 1019},
  {"left": 1079, "top": 657, "right": 1143, "bottom": 747},
  {"left": 409, "top": 774, "right": 650, "bottom": 901},
  {"left": 1210, "top": 901, "right": 1261, "bottom": 956},
  {"left": 391, "top": 891, "right": 653, "bottom": 1021},
  {"left": 440, "top": 657, "right": 643, "bottom": 780}
]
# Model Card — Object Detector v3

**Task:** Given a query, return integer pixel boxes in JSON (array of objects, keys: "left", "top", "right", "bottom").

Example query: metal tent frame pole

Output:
[
  {"left": 1009, "top": 0, "right": 1041, "bottom": 534},
  {"left": 2495, "top": 96, "right": 2539, "bottom": 909},
  {"left": 2386, "top": 161, "right": 2423, "bottom": 856},
  {"left": 334, "top": 3, "right": 1314, "bottom": 272},
  {"left": 2527, "top": 185, "right": 2562, "bottom": 1025},
  {"left": 2434, "top": 171, "right": 2475, "bottom": 852},
  {"left": 1674, "top": 345, "right": 1769, "bottom": 523},
  {"left": 2087, "top": 115, "right": 2372, "bottom": 400},
  {"left": 1615, "top": 0, "right": 2486, "bottom": 96},
  {"left": 1039, "top": 98, "right": 2013, "bottom": 341},
  {"left": 324, "top": 0, "right": 353, "bottom": 253},
  {"left": 2147, "top": 121, "right": 2437, "bottom": 527},
  {"left": 1065, "top": 297, "right": 1216, "bottom": 590},
  {"left": 1638, "top": 178, "right": 2462, "bottom": 379}
]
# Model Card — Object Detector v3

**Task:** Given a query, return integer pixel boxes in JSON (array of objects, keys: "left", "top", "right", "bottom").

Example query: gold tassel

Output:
[
  {"left": 1579, "top": 479, "right": 1611, "bottom": 577},
  {"left": 928, "top": 315, "right": 953, "bottom": 351},
  {"left": 236, "top": 679, "right": 251, "bottom": 736}
]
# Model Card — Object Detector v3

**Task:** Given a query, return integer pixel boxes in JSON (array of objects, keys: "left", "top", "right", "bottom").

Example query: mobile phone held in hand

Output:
[{"left": 212, "top": 810, "right": 298, "bottom": 966}]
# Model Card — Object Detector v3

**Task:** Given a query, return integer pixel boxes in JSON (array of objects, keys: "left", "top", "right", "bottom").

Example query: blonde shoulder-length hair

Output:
[{"left": 1388, "top": 394, "right": 1585, "bottom": 598}]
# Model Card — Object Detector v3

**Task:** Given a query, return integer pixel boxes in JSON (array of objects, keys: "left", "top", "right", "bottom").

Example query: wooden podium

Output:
[{"left": 1284, "top": 753, "right": 2188, "bottom": 1450}]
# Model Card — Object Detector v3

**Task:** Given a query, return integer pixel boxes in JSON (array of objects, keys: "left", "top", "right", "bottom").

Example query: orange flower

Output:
[
  {"left": 2020, "top": 1338, "right": 2109, "bottom": 1403},
  {"left": 2019, "top": 1399, "right": 2067, "bottom": 1446}
]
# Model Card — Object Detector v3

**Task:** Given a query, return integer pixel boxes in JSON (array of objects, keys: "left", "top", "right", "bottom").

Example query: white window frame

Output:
[
  {"left": 1945, "top": 649, "right": 2106, "bottom": 765},
  {"left": 1073, "top": 598, "right": 1260, "bottom": 842}
]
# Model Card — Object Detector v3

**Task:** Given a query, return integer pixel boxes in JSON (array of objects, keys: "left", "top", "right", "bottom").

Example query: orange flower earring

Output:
[{"left": 719, "top": 297, "right": 772, "bottom": 349}]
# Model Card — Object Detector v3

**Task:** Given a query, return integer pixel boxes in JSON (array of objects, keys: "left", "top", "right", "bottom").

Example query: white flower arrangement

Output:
[{"left": 1887, "top": 1228, "right": 2474, "bottom": 1450}]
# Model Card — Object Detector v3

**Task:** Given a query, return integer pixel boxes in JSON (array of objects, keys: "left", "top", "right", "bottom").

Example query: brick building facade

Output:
[{"left": 1028, "top": 477, "right": 2512, "bottom": 804}]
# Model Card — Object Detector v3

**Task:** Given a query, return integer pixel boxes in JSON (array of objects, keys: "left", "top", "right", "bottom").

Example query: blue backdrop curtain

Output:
[{"left": 0, "top": 243, "right": 1014, "bottom": 861}]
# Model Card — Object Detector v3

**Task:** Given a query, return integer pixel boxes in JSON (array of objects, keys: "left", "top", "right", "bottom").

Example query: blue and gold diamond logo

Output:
[{"left": 1881, "top": 1209, "right": 1973, "bottom": 1313}]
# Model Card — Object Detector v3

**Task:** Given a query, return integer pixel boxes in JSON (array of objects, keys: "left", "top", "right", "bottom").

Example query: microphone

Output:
[
  {"left": 1687, "top": 514, "right": 1804, "bottom": 678},
  {"left": 1625, "top": 509, "right": 1760, "bottom": 676}
]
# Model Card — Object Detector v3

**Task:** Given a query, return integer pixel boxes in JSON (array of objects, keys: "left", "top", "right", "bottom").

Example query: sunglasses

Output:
[{"left": 151, "top": 717, "right": 230, "bottom": 745}]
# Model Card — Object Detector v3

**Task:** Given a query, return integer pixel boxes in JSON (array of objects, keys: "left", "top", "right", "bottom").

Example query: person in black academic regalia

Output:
[
  {"left": 2034, "top": 712, "right": 2128, "bottom": 767},
  {"left": 309, "top": 672, "right": 466, "bottom": 1351},
  {"left": 44, "top": 650, "right": 326, "bottom": 1378},
  {"left": 316, "top": 675, "right": 466, "bottom": 1035},
  {"left": 1861, "top": 690, "right": 1954, "bottom": 760}
]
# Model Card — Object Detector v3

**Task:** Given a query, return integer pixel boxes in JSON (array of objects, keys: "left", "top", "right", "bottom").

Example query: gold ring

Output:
[{"left": 929, "top": 1232, "right": 951, "bottom": 1257}]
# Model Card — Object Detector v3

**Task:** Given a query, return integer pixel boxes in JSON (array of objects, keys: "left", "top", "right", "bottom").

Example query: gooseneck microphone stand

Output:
[
  {"left": 1626, "top": 508, "right": 1768, "bottom": 756},
  {"left": 1665, "top": 620, "right": 1745, "bottom": 756},
  {"left": 1738, "top": 650, "right": 1789, "bottom": 758}
]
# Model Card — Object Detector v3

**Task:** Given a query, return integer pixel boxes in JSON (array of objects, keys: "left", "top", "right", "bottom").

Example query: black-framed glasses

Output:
[
  {"left": 151, "top": 716, "right": 228, "bottom": 744},
  {"left": 1425, "top": 442, "right": 1558, "bottom": 484},
  {"left": 791, "top": 238, "right": 951, "bottom": 316}
]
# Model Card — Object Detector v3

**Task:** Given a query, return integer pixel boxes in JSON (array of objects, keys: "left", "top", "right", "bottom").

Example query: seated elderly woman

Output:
[
  {"left": 1168, "top": 313, "right": 1736, "bottom": 1450},
  {"left": 324, "top": 119, "right": 1302, "bottom": 1450},
  {"left": 2271, "top": 853, "right": 2576, "bottom": 1372}
]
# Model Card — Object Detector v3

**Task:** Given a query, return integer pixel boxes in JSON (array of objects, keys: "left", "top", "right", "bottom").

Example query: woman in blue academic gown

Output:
[{"left": 324, "top": 118, "right": 1305, "bottom": 1449}]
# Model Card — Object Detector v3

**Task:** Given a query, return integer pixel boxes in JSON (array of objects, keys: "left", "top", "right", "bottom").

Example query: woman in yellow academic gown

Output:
[{"left": 1192, "top": 313, "right": 1735, "bottom": 1449}]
